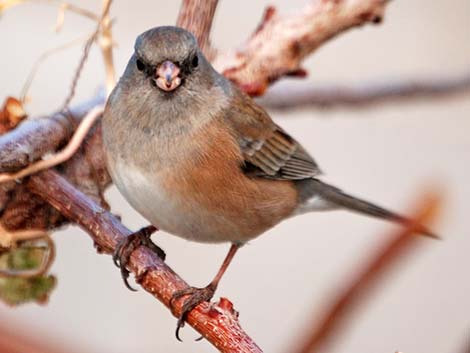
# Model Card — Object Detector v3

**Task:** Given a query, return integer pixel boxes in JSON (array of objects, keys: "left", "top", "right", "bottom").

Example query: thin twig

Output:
[
  {"left": 0, "top": 0, "right": 98, "bottom": 20},
  {"left": 60, "top": 32, "right": 100, "bottom": 111},
  {"left": 293, "top": 193, "right": 441, "bottom": 353},
  {"left": 60, "top": 0, "right": 113, "bottom": 110},
  {"left": 0, "top": 106, "right": 103, "bottom": 184},
  {"left": 20, "top": 34, "right": 92, "bottom": 103},
  {"left": 53, "top": 1, "right": 98, "bottom": 31},
  {"left": 98, "top": 0, "right": 115, "bottom": 96},
  {"left": 27, "top": 170, "right": 263, "bottom": 353}
]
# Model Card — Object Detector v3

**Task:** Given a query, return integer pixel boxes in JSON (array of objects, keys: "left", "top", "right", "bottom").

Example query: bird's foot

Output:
[
  {"left": 113, "top": 225, "right": 165, "bottom": 291},
  {"left": 170, "top": 283, "right": 217, "bottom": 341}
]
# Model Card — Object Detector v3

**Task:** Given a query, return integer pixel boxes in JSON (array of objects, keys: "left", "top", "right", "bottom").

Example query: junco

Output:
[{"left": 102, "top": 26, "right": 436, "bottom": 337}]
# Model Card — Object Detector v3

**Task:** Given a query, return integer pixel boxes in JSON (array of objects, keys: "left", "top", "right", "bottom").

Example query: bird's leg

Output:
[
  {"left": 113, "top": 225, "right": 165, "bottom": 291},
  {"left": 171, "top": 243, "right": 240, "bottom": 341}
]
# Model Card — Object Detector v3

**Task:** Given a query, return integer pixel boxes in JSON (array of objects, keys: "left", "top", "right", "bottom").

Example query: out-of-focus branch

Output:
[
  {"left": 461, "top": 338, "right": 470, "bottom": 353},
  {"left": 258, "top": 75, "right": 470, "bottom": 110},
  {"left": 213, "top": 0, "right": 389, "bottom": 95},
  {"left": 176, "top": 0, "right": 219, "bottom": 59},
  {"left": 0, "top": 321, "right": 73, "bottom": 353},
  {"left": 293, "top": 193, "right": 441, "bottom": 353},
  {"left": 27, "top": 170, "right": 262, "bottom": 353},
  {"left": 0, "top": 0, "right": 98, "bottom": 20}
]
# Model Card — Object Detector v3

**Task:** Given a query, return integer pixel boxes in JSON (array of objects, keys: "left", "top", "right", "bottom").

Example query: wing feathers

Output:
[{"left": 226, "top": 87, "right": 321, "bottom": 181}]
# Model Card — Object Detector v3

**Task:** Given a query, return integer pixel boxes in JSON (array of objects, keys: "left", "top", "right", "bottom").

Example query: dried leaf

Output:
[
  {"left": 0, "top": 97, "right": 27, "bottom": 134},
  {"left": 0, "top": 245, "right": 56, "bottom": 305},
  {"left": 2, "top": 246, "right": 45, "bottom": 270},
  {"left": 0, "top": 275, "right": 56, "bottom": 306}
]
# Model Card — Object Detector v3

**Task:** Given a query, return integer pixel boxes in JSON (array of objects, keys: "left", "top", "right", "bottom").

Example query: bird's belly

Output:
[
  {"left": 110, "top": 161, "right": 245, "bottom": 243},
  {"left": 109, "top": 158, "right": 297, "bottom": 243},
  {"left": 110, "top": 163, "right": 207, "bottom": 242}
]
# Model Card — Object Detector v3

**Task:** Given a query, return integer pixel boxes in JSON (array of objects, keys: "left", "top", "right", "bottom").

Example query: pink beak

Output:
[{"left": 155, "top": 61, "right": 181, "bottom": 91}]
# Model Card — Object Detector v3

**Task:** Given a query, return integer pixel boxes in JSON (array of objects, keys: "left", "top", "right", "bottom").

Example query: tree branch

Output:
[
  {"left": 213, "top": 0, "right": 389, "bottom": 95},
  {"left": 176, "top": 0, "right": 219, "bottom": 58},
  {"left": 0, "top": 93, "right": 104, "bottom": 173},
  {"left": 27, "top": 170, "right": 262, "bottom": 353},
  {"left": 258, "top": 74, "right": 470, "bottom": 110},
  {"left": 0, "top": 106, "right": 103, "bottom": 184}
]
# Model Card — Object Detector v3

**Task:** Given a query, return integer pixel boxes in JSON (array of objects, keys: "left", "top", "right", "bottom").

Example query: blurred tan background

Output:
[{"left": 1, "top": 1, "right": 469, "bottom": 352}]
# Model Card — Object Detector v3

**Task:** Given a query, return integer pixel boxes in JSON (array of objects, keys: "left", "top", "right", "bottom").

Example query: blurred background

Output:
[{"left": 0, "top": 0, "right": 469, "bottom": 352}]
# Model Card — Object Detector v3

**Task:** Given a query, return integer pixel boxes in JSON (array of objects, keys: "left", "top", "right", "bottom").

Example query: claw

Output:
[
  {"left": 175, "top": 318, "right": 185, "bottom": 342},
  {"left": 122, "top": 269, "right": 138, "bottom": 292},
  {"left": 171, "top": 283, "right": 216, "bottom": 341},
  {"left": 113, "top": 225, "right": 164, "bottom": 291}
]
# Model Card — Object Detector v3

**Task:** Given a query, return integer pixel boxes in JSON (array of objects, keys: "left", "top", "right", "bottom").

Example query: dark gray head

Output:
[{"left": 131, "top": 26, "right": 204, "bottom": 93}]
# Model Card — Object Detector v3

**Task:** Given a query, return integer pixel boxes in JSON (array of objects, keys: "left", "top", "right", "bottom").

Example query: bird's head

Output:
[{"left": 132, "top": 26, "right": 202, "bottom": 93}]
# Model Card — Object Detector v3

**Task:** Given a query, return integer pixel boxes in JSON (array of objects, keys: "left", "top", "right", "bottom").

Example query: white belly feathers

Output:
[{"left": 111, "top": 159, "right": 227, "bottom": 243}]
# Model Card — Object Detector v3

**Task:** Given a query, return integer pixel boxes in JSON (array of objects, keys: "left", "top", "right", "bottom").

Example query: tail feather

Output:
[{"left": 304, "top": 179, "right": 438, "bottom": 239}]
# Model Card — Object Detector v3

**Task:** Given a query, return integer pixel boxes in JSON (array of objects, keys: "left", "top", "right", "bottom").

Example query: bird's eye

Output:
[
  {"left": 191, "top": 55, "right": 199, "bottom": 68},
  {"left": 136, "top": 58, "right": 145, "bottom": 71}
]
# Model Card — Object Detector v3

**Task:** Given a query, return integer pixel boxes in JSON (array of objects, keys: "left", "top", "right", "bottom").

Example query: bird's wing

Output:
[{"left": 224, "top": 88, "right": 321, "bottom": 180}]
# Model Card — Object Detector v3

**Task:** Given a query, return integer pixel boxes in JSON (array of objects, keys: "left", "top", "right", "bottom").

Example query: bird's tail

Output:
[{"left": 302, "top": 178, "right": 438, "bottom": 239}]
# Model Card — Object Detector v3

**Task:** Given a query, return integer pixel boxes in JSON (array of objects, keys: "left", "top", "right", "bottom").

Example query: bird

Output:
[{"left": 102, "top": 26, "right": 436, "bottom": 339}]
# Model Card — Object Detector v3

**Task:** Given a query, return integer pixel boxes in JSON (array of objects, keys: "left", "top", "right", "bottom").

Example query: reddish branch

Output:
[
  {"left": 294, "top": 194, "right": 440, "bottom": 353},
  {"left": 27, "top": 170, "right": 262, "bottom": 353}
]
